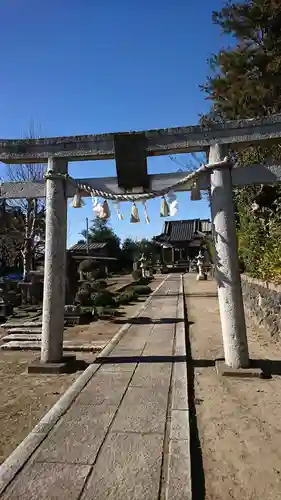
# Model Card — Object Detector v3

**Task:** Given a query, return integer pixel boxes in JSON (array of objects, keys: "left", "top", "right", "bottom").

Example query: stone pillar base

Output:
[
  {"left": 196, "top": 274, "right": 207, "bottom": 281},
  {"left": 215, "top": 359, "right": 264, "bottom": 378},
  {"left": 28, "top": 355, "right": 76, "bottom": 374}
]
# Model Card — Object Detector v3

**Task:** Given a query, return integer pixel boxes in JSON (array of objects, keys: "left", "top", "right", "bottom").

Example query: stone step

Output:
[
  {"left": 5, "top": 328, "right": 43, "bottom": 335},
  {"left": 1, "top": 322, "right": 42, "bottom": 329},
  {"left": 1, "top": 334, "right": 42, "bottom": 342},
  {"left": 0, "top": 341, "right": 105, "bottom": 352}
]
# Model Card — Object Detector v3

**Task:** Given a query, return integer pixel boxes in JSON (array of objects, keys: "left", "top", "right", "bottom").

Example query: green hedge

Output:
[
  {"left": 116, "top": 290, "right": 137, "bottom": 305},
  {"left": 129, "top": 285, "right": 151, "bottom": 295},
  {"left": 91, "top": 290, "right": 115, "bottom": 307}
]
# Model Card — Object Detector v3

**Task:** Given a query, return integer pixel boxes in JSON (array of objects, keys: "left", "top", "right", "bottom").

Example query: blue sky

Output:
[{"left": 0, "top": 0, "right": 227, "bottom": 246}]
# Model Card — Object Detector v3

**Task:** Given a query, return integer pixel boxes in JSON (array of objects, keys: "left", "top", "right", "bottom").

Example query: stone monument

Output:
[{"left": 196, "top": 249, "right": 207, "bottom": 281}]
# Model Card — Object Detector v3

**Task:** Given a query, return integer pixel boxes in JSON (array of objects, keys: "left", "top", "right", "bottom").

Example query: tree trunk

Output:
[
  {"left": 22, "top": 238, "right": 30, "bottom": 282},
  {"left": 22, "top": 199, "right": 35, "bottom": 282}
]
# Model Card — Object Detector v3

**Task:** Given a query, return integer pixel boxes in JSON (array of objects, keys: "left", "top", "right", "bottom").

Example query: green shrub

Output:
[
  {"left": 116, "top": 290, "right": 136, "bottom": 305},
  {"left": 91, "top": 290, "right": 115, "bottom": 307},
  {"left": 96, "top": 306, "right": 117, "bottom": 318},
  {"left": 130, "top": 285, "right": 151, "bottom": 295}
]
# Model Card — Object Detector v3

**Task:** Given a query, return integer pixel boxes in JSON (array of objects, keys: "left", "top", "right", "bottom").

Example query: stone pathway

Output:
[{"left": 0, "top": 275, "right": 190, "bottom": 500}]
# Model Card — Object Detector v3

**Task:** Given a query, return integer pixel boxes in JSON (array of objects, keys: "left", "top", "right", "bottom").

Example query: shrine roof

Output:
[
  {"left": 155, "top": 219, "right": 211, "bottom": 243},
  {"left": 68, "top": 242, "right": 107, "bottom": 251}
]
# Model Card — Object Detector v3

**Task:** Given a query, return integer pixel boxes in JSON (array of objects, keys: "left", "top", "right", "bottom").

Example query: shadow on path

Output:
[
  {"left": 185, "top": 292, "right": 218, "bottom": 298},
  {"left": 251, "top": 359, "right": 281, "bottom": 378},
  {"left": 95, "top": 355, "right": 215, "bottom": 366},
  {"left": 113, "top": 316, "right": 187, "bottom": 325},
  {"left": 151, "top": 293, "right": 181, "bottom": 298},
  {"left": 62, "top": 359, "right": 91, "bottom": 373},
  {"left": 184, "top": 289, "right": 206, "bottom": 500},
  {"left": 95, "top": 354, "right": 188, "bottom": 364}
]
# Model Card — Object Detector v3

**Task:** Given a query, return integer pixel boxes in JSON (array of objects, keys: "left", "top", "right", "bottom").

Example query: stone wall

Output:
[{"left": 241, "top": 274, "right": 281, "bottom": 339}]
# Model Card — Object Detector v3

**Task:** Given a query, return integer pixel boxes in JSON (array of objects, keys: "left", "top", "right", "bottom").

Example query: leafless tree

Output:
[{"left": 5, "top": 122, "right": 46, "bottom": 280}]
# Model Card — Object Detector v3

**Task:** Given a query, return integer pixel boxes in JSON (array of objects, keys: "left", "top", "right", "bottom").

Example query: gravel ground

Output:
[{"left": 185, "top": 274, "right": 281, "bottom": 500}]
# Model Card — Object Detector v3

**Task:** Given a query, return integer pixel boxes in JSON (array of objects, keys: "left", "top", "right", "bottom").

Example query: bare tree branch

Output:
[{"left": 3, "top": 122, "right": 46, "bottom": 279}]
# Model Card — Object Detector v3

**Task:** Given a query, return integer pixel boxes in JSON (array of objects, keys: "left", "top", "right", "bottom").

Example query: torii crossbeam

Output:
[{"left": 1, "top": 114, "right": 281, "bottom": 372}]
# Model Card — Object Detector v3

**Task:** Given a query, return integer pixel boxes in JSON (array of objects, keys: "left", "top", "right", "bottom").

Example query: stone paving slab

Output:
[
  {"left": 98, "top": 363, "right": 137, "bottom": 374},
  {"left": 175, "top": 326, "right": 186, "bottom": 356},
  {"left": 75, "top": 370, "right": 133, "bottom": 406},
  {"left": 142, "top": 343, "right": 174, "bottom": 356},
  {"left": 165, "top": 439, "right": 191, "bottom": 500},
  {"left": 114, "top": 335, "right": 149, "bottom": 351},
  {"left": 35, "top": 402, "right": 118, "bottom": 465},
  {"left": 109, "top": 348, "right": 144, "bottom": 357},
  {"left": 0, "top": 275, "right": 190, "bottom": 500},
  {"left": 1, "top": 462, "right": 91, "bottom": 500},
  {"left": 130, "top": 362, "right": 172, "bottom": 388},
  {"left": 144, "top": 329, "right": 175, "bottom": 346},
  {"left": 170, "top": 410, "right": 190, "bottom": 440},
  {"left": 111, "top": 385, "right": 169, "bottom": 434},
  {"left": 81, "top": 433, "right": 164, "bottom": 500},
  {"left": 172, "top": 362, "right": 189, "bottom": 410}
]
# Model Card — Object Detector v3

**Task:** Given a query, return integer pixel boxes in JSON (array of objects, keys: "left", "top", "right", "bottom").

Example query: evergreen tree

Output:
[
  {"left": 202, "top": 0, "right": 281, "bottom": 121},
  {"left": 202, "top": 0, "right": 281, "bottom": 282},
  {"left": 82, "top": 218, "right": 121, "bottom": 258}
]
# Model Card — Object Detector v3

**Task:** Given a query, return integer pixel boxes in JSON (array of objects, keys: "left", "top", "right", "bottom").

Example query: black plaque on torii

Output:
[{"left": 114, "top": 132, "right": 149, "bottom": 190}]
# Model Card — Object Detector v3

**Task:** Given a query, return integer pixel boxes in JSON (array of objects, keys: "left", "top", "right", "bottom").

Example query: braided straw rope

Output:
[{"left": 46, "top": 157, "right": 231, "bottom": 202}]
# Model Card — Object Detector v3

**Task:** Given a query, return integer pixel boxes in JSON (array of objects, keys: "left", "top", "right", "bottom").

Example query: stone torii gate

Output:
[{"left": 1, "top": 115, "right": 281, "bottom": 372}]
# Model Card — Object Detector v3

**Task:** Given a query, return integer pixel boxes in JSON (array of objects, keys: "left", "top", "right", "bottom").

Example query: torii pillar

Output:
[
  {"left": 28, "top": 158, "right": 70, "bottom": 373},
  {"left": 209, "top": 144, "right": 249, "bottom": 369}
]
